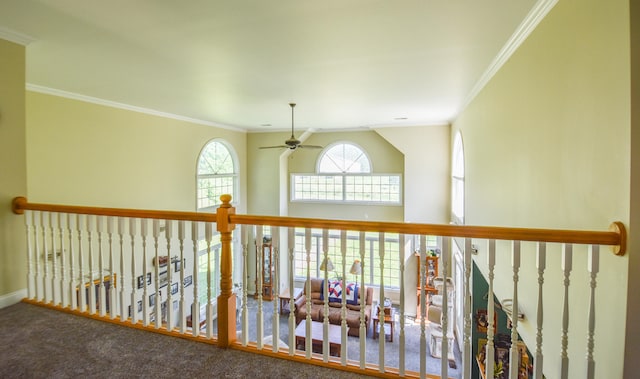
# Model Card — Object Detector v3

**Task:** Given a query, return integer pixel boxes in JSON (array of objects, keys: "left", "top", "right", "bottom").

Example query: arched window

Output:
[
  {"left": 451, "top": 132, "right": 465, "bottom": 224},
  {"left": 291, "top": 142, "right": 401, "bottom": 203},
  {"left": 196, "top": 139, "right": 238, "bottom": 210},
  {"left": 317, "top": 142, "right": 371, "bottom": 173}
]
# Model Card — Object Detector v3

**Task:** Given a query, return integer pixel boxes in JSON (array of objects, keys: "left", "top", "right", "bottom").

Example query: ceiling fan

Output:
[{"left": 259, "top": 103, "right": 323, "bottom": 150}]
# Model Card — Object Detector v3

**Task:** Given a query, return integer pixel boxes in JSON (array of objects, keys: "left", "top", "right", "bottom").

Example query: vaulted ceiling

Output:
[{"left": 0, "top": 0, "right": 547, "bottom": 131}]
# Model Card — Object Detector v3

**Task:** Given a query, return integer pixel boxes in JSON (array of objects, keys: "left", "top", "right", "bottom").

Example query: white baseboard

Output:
[{"left": 0, "top": 288, "right": 27, "bottom": 309}]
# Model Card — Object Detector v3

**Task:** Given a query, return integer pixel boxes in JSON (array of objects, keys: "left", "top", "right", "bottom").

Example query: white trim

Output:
[
  {"left": 458, "top": 0, "right": 559, "bottom": 115},
  {"left": 26, "top": 84, "right": 246, "bottom": 132},
  {"left": 0, "top": 288, "right": 28, "bottom": 309},
  {"left": 0, "top": 26, "right": 35, "bottom": 46}
]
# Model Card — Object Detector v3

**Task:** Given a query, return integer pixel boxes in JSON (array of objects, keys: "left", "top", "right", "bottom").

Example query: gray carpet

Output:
[
  {"left": 0, "top": 302, "right": 373, "bottom": 379},
  {"left": 240, "top": 298, "right": 462, "bottom": 378},
  {"left": 0, "top": 300, "right": 461, "bottom": 378}
]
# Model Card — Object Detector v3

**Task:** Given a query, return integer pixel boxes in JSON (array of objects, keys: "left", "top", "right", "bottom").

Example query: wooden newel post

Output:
[{"left": 216, "top": 194, "right": 237, "bottom": 348}]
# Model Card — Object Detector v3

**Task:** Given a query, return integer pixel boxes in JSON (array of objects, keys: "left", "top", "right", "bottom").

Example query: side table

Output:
[
  {"left": 279, "top": 287, "right": 303, "bottom": 314},
  {"left": 372, "top": 307, "right": 395, "bottom": 342}
]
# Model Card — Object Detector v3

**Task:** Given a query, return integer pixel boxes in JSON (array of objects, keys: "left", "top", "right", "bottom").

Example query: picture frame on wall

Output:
[
  {"left": 137, "top": 273, "right": 151, "bottom": 289},
  {"left": 159, "top": 271, "right": 168, "bottom": 288},
  {"left": 183, "top": 275, "right": 193, "bottom": 287},
  {"left": 149, "top": 293, "right": 156, "bottom": 307},
  {"left": 171, "top": 282, "right": 178, "bottom": 295},
  {"left": 174, "top": 259, "right": 183, "bottom": 273}
]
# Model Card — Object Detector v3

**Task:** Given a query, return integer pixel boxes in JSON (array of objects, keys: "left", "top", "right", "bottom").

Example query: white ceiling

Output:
[{"left": 0, "top": 0, "right": 544, "bottom": 132}]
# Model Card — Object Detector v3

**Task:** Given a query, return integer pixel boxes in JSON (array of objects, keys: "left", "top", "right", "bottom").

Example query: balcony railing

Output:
[{"left": 11, "top": 195, "right": 626, "bottom": 379}]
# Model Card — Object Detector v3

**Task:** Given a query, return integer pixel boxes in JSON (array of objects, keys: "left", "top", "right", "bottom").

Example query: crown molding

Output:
[
  {"left": 458, "top": 0, "right": 559, "bottom": 117},
  {"left": 26, "top": 84, "right": 245, "bottom": 132},
  {"left": 0, "top": 26, "right": 35, "bottom": 46}
]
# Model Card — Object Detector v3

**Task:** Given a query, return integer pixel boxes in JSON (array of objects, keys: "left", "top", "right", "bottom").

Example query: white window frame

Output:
[
  {"left": 290, "top": 141, "right": 402, "bottom": 205},
  {"left": 196, "top": 139, "right": 239, "bottom": 211},
  {"left": 451, "top": 132, "right": 465, "bottom": 225}
]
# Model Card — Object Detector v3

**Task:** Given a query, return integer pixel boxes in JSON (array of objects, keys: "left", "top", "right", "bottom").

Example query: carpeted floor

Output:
[
  {"left": 0, "top": 302, "right": 373, "bottom": 379},
  {"left": 240, "top": 298, "right": 462, "bottom": 378},
  {"left": 0, "top": 300, "right": 461, "bottom": 378}
]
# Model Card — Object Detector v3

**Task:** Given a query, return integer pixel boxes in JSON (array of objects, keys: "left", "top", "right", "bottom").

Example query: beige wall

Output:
[
  {"left": 625, "top": 1, "right": 640, "bottom": 376},
  {"left": 0, "top": 39, "right": 27, "bottom": 300},
  {"left": 453, "top": 0, "right": 630, "bottom": 377},
  {"left": 26, "top": 91, "right": 247, "bottom": 213},
  {"left": 375, "top": 125, "right": 450, "bottom": 224}
]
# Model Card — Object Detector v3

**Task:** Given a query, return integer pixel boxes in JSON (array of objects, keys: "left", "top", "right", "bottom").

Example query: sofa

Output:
[{"left": 294, "top": 278, "right": 373, "bottom": 337}]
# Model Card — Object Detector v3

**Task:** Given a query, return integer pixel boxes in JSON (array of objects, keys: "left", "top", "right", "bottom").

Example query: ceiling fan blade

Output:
[
  {"left": 259, "top": 145, "right": 289, "bottom": 149},
  {"left": 297, "top": 144, "right": 324, "bottom": 149}
]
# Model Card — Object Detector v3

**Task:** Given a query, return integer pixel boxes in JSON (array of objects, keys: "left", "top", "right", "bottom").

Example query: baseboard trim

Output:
[{"left": 0, "top": 288, "right": 27, "bottom": 309}]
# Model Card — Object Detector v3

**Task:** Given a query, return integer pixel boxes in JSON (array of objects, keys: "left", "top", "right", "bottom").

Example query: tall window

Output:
[
  {"left": 291, "top": 142, "right": 401, "bottom": 204},
  {"left": 197, "top": 140, "right": 238, "bottom": 210},
  {"left": 292, "top": 230, "right": 437, "bottom": 289},
  {"left": 451, "top": 132, "right": 465, "bottom": 224}
]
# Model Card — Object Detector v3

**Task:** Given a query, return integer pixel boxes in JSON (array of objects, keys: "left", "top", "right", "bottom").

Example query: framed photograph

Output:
[
  {"left": 171, "top": 282, "right": 178, "bottom": 295},
  {"left": 159, "top": 270, "right": 168, "bottom": 288},
  {"left": 137, "top": 272, "right": 151, "bottom": 289},
  {"left": 137, "top": 300, "right": 143, "bottom": 312},
  {"left": 174, "top": 259, "right": 183, "bottom": 273},
  {"left": 149, "top": 293, "right": 156, "bottom": 307},
  {"left": 183, "top": 275, "right": 193, "bottom": 287}
]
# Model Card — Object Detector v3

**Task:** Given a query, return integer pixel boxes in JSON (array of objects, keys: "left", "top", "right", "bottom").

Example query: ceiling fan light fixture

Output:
[{"left": 258, "top": 103, "right": 324, "bottom": 151}]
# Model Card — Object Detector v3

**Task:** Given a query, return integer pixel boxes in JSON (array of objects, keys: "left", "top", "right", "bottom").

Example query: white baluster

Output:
[
  {"left": 255, "top": 226, "right": 263, "bottom": 348},
  {"left": 419, "top": 234, "right": 427, "bottom": 379},
  {"left": 41, "top": 211, "right": 49, "bottom": 303},
  {"left": 463, "top": 236, "right": 473, "bottom": 379},
  {"left": 87, "top": 215, "right": 96, "bottom": 314},
  {"left": 560, "top": 243, "right": 573, "bottom": 379},
  {"left": 272, "top": 226, "right": 280, "bottom": 353},
  {"left": 107, "top": 217, "right": 116, "bottom": 319},
  {"left": 33, "top": 211, "right": 42, "bottom": 301},
  {"left": 398, "top": 233, "right": 406, "bottom": 376},
  {"left": 340, "top": 230, "right": 348, "bottom": 364},
  {"left": 358, "top": 231, "right": 367, "bottom": 369},
  {"left": 509, "top": 241, "right": 521, "bottom": 379},
  {"left": 242, "top": 224, "right": 250, "bottom": 346},
  {"left": 141, "top": 218, "right": 149, "bottom": 326},
  {"left": 97, "top": 216, "right": 106, "bottom": 317},
  {"left": 287, "top": 227, "right": 295, "bottom": 354},
  {"left": 534, "top": 242, "right": 546, "bottom": 379},
  {"left": 586, "top": 245, "right": 599, "bottom": 379},
  {"left": 304, "top": 227, "right": 312, "bottom": 359},
  {"left": 441, "top": 237, "right": 450, "bottom": 377},
  {"left": 58, "top": 213, "right": 66, "bottom": 307},
  {"left": 378, "top": 232, "right": 386, "bottom": 373},
  {"left": 191, "top": 221, "right": 200, "bottom": 337},
  {"left": 486, "top": 240, "right": 496, "bottom": 379},
  {"left": 205, "top": 222, "right": 214, "bottom": 339},
  {"left": 165, "top": 220, "right": 174, "bottom": 331},
  {"left": 130, "top": 218, "right": 139, "bottom": 324},
  {"left": 49, "top": 212, "right": 57, "bottom": 306},
  {"left": 321, "top": 229, "right": 330, "bottom": 361},
  {"left": 77, "top": 214, "right": 86, "bottom": 312},
  {"left": 24, "top": 211, "right": 34, "bottom": 299},
  {"left": 153, "top": 219, "right": 161, "bottom": 329},
  {"left": 118, "top": 217, "right": 126, "bottom": 322},
  {"left": 178, "top": 220, "right": 186, "bottom": 334},
  {"left": 67, "top": 214, "right": 76, "bottom": 311}
]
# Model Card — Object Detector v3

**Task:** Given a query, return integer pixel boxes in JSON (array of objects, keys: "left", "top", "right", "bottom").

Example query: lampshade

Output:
[
  {"left": 319, "top": 257, "right": 334, "bottom": 272},
  {"left": 350, "top": 259, "right": 362, "bottom": 275}
]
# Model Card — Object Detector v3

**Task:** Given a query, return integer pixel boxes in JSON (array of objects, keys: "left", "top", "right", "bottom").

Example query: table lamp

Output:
[
  {"left": 350, "top": 259, "right": 362, "bottom": 284},
  {"left": 320, "top": 257, "right": 336, "bottom": 279}
]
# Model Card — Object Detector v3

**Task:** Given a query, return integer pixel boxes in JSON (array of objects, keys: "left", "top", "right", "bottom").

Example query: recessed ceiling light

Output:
[
  {"left": 260, "top": 123, "right": 272, "bottom": 127},
  {"left": 394, "top": 117, "right": 408, "bottom": 120}
]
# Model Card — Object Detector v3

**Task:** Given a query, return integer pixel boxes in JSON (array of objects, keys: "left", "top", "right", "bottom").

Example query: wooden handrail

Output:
[{"left": 12, "top": 196, "right": 627, "bottom": 255}]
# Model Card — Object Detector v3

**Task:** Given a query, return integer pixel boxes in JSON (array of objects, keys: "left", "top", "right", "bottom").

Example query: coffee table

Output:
[{"left": 294, "top": 319, "right": 341, "bottom": 357}]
